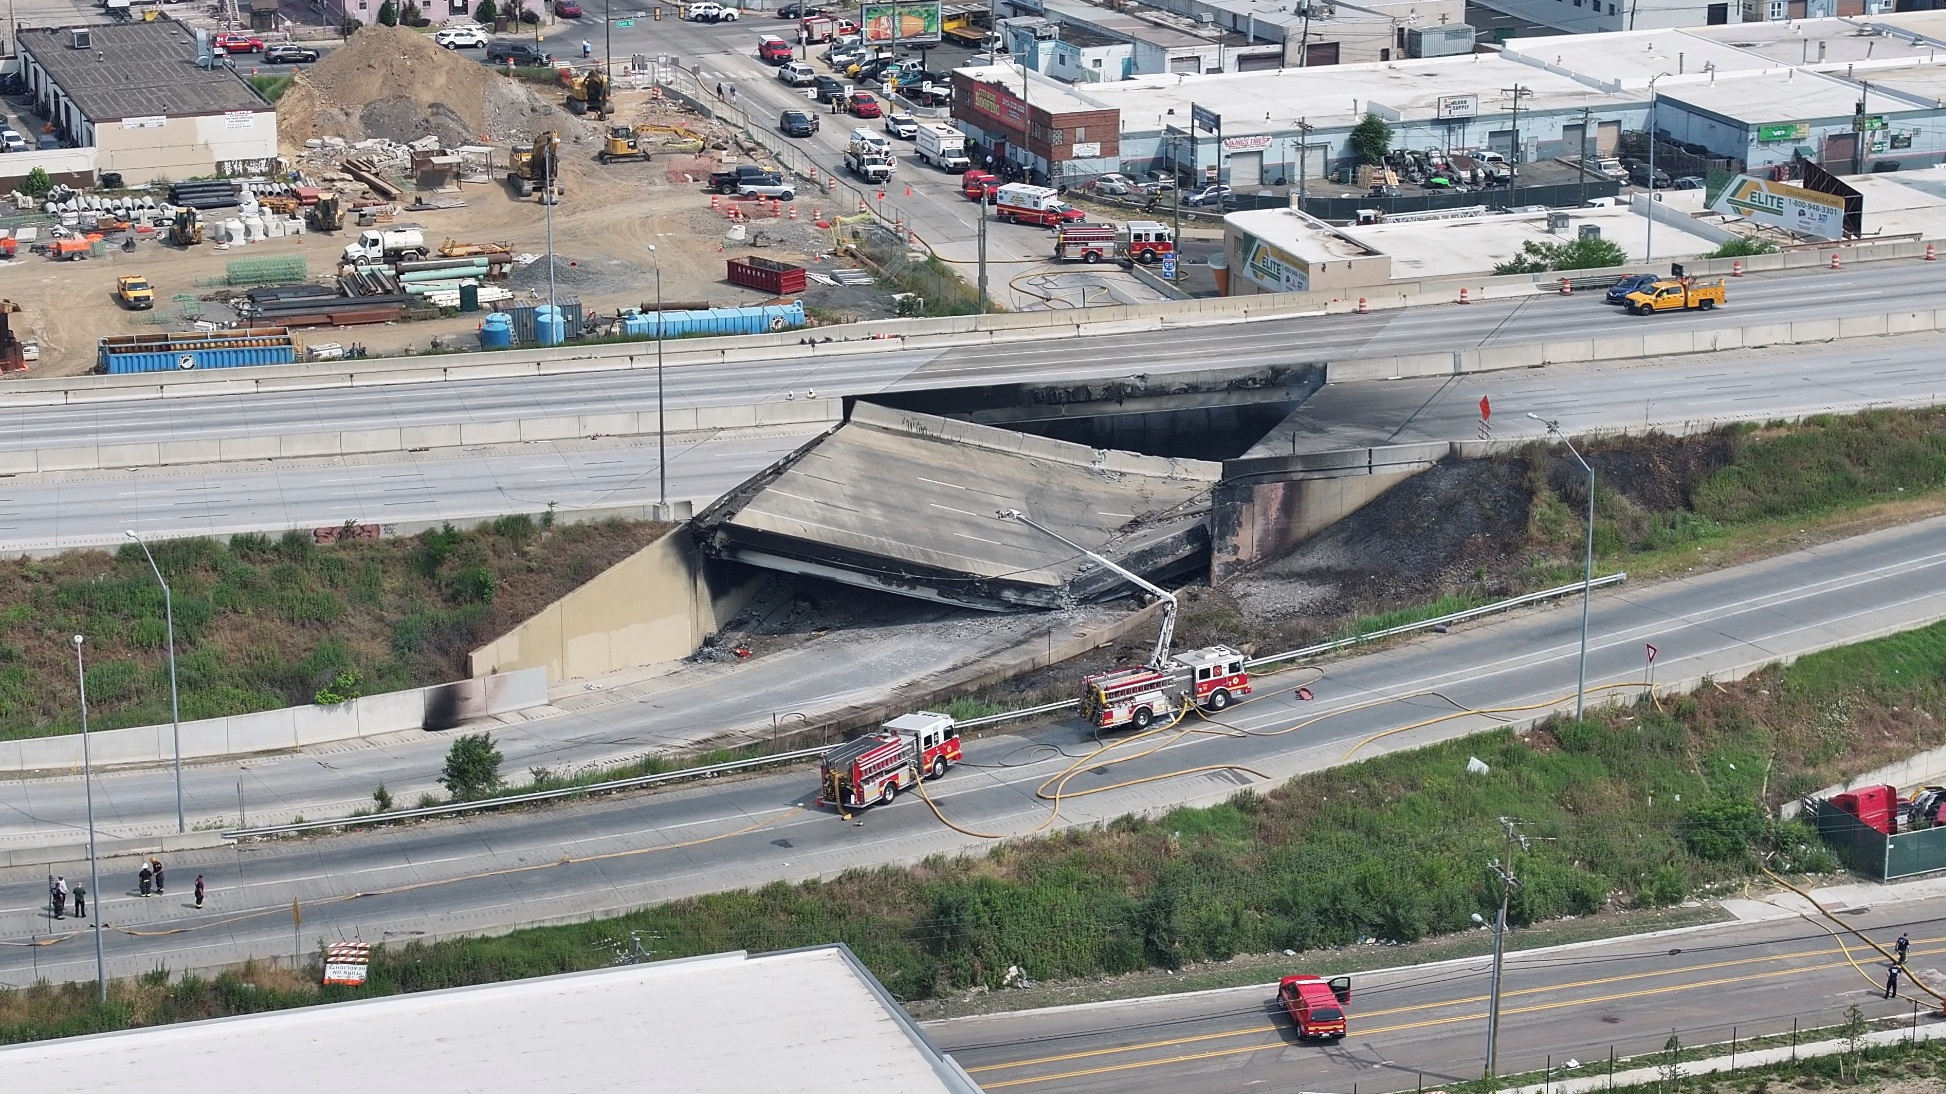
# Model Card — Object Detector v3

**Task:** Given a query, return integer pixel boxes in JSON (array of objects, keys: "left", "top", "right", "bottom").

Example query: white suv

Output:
[
  {"left": 776, "top": 61, "right": 817, "bottom": 86},
  {"left": 434, "top": 24, "right": 488, "bottom": 47},
  {"left": 687, "top": 2, "right": 739, "bottom": 19}
]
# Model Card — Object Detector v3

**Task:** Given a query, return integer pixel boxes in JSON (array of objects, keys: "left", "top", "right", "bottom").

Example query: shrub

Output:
[
  {"left": 474, "top": 0, "right": 498, "bottom": 20},
  {"left": 22, "top": 167, "right": 52, "bottom": 199},
  {"left": 377, "top": 0, "right": 398, "bottom": 24},
  {"left": 439, "top": 733, "right": 503, "bottom": 799},
  {"left": 1680, "top": 797, "right": 1767, "bottom": 861}
]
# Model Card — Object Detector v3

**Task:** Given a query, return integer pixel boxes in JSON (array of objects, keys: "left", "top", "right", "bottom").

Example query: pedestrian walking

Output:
[
  {"left": 151, "top": 857, "right": 165, "bottom": 895},
  {"left": 72, "top": 882, "right": 85, "bottom": 919},
  {"left": 1885, "top": 962, "right": 1903, "bottom": 999},
  {"left": 580, "top": 39, "right": 592, "bottom": 58},
  {"left": 51, "top": 876, "right": 67, "bottom": 920},
  {"left": 138, "top": 864, "right": 152, "bottom": 897},
  {"left": 194, "top": 875, "right": 206, "bottom": 910},
  {"left": 1897, "top": 932, "right": 1911, "bottom": 963}
]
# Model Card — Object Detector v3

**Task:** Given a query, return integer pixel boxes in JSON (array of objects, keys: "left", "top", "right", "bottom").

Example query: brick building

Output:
[{"left": 950, "top": 64, "right": 1120, "bottom": 182}]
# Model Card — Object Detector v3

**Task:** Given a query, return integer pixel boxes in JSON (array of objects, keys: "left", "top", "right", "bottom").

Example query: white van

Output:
[{"left": 850, "top": 127, "right": 890, "bottom": 152}]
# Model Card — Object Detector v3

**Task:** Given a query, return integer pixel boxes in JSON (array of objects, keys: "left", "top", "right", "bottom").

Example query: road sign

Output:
[
  {"left": 1161, "top": 253, "right": 1178, "bottom": 280},
  {"left": 616, "top": 18, "right": 635, "bottom": 25}
]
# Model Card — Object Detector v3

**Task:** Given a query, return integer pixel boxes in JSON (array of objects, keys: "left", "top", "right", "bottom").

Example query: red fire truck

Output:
[
  {"left": 1118, "top": 220, "right": 1175, "bottom": 265},
  {"left": 1053, "top": 224, "right": 1116, "bottom": 263},
  {"left": 1078, "top": 644, "right": 1252, "bottom": 732},
  {"left": 1278, "top": 974, "right": 1351, "bottom": 1038},
  {"left": 819, "top": 712, "right": 962, "bottom": 810}
]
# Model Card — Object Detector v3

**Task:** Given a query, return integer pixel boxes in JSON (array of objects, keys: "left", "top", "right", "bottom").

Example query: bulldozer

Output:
[
  {"left": 306, "top": 194, "right": 345, "bottom": 233},
  {"left": 565, "top": 69, "right": 613, "bottom": 118},
  {"left": 166, "top": 207, "right": 202, "bottom": 247},
  {"left": 598, "top": 125, "right": 651, "bottom": 166},
  {"left": 508, "top": 131, "right": 562, "bottom": 202}
]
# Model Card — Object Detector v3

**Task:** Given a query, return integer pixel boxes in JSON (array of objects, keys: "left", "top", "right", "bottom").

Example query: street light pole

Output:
[
  {"left": 73, "top": 634, "right": 107, "bottom": 1003},
  {"left": 125, "top": 530, "right": 183, "bottom": 834},
  {"left": 1530, "top": 413, "right": 1595, "bottom": 720},
  {"left": 1646, "top": 72, "right": 1669, "bottom": 268},
  {"left": 646, "top": 243, "right": 665, "bottom": 509}
]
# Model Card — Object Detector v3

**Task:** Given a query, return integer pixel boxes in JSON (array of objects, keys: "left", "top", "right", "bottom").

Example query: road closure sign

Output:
[{"left": 1708, "top": 175, "right": 1846, "bottom": 241}]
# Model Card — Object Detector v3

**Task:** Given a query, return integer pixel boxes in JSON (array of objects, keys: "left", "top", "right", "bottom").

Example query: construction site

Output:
[{"left": 0, "top": 26, "right": 869, "bottom": 375}]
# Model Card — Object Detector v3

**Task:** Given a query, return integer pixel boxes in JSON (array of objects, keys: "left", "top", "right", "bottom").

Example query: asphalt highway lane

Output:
[
  {"left": 4, "top": 515, "right": 1943, "bottom": 984},
  {"left": 935, "top": 908, "right": 1946, "bottom": 1094}
]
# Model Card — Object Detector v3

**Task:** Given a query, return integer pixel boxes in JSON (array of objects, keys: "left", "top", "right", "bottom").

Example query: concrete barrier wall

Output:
[
  {"left": 468, "top": 526, "right": 766, "bottom": 683},
  {"left": 0, "top": 668, "right": 547, "bottom": 772},
  {"left": 0, "top": 399, "right": 844, "bottom": 475},
  {"left": 6, "top": 236, "right": 1930, "bottom": 412},
  {"left": 849, "top": 401, "right": 1223, "bottom": 482}
]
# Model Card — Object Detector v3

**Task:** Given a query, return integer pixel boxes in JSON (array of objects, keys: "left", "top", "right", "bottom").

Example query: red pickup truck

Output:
[
  {"left": 213, "top": 32, "right": 264, "bottom": 53},
  {"left": 1278, "top": 975, "right": 1350, "bottom": 1039}
]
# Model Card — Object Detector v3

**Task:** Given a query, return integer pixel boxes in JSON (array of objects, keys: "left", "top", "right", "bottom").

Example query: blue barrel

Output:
[
  {"left": 535, "top": 305, "right": 565, "bottom": 347},
  {"left": 479, "top": 313, "right": 513, "bottom": 349}
]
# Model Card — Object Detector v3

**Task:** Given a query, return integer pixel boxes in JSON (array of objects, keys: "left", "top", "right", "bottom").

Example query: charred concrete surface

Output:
[{"left": 695, "top": 402, "right": 1219, "bottom": 611}]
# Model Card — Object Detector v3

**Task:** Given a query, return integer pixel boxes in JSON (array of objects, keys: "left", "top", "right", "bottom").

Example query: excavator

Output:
[
  {"left": 508, "top": 130, "right": 562, "bottom": 202},
  {"left": 598, "top": 124, "right": 651, "bottom": 166},
  {"left": 166, "top": 207, "right": 202, "bottom": 247},
  {"left": 565, "top": 69, "right": 613, "bottom": 118}
]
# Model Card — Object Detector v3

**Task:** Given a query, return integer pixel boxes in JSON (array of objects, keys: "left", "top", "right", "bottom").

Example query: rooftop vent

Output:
[{"left": 68, "top": 27, "right": 91, "bottom": 49}]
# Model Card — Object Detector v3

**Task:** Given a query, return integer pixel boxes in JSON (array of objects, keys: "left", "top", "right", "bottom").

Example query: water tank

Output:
[
  {"left": 534, "top": 305, "right": 566, "bottom": 347},
  {"left": 479, "top": 313, "right": 513, "bottom": 349}
]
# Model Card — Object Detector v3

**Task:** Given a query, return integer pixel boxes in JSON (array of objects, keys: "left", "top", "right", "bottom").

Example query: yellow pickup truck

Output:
[
  {"left": 1624, "top": 277, "right": 1725, "bottom": 315},
  {"left": 114, "top": 275, "right": 154, "bottom": 310}
]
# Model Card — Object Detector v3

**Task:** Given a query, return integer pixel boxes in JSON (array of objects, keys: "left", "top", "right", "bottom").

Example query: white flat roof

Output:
[
  {"left": 1502, "top": 29, "right": 1787, "bottom": 89},
  {"left": 1340, "top": 202, "right": 1718, "bottom": 278},
  {"left": 1091, "top": 54, "right": 1637, "bottom": 136},
  {"left": 1685, "top": 18, "right": 1941, "bottom": 66},
  {"left": 1660, "top": 67, "right": 1911, "bottom": 123},
  {"left": 0, "top": 948, "right": 979, "bottom": 1094},
  {"left": 1854, "top": 59, "right": 1946, "bottom": 107},
  {"left": 1227, "top": 207, "right": 1388, "bottom": 265},
  {"left": 1836, "top": 170, "right": 1946, "bottom": 237},
  {"left": 1860, "top": 11, "right": 1946, "bottom": 46}
]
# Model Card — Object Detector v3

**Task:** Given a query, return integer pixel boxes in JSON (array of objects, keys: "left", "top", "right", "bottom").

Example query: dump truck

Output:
[
  {"left": 598, "top": 125, "right": 650, "bottom": 165},
  {"left": 342, "top": 226, "right": 430, "bottom": 264},
  {"left": 1623, "top": 277, "right": 1724, "bottom": 315},
  {"left": 508, "top": 131, "right": 562, "bottom": 200},
  {"left": 819, "top": 712, "right": 962, "bottom": 811},
  {"left": 114, "top": 275, "right": 154, "bottom": 309},
  {"left": 1278, "top": 975, "right": 1351, "bottom": 1039}
]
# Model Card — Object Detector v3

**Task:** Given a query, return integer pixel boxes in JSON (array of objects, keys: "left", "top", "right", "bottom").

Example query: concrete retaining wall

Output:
[
  {"left": 0, "top": 400, "right": 844, "bottom": 475},
  {"left": 468, "top": 527, "right": 766, "bottom": 682},
  {"left": 4, "top": 235, "right": 1928, "bottom": 413},
  {"left": 0, "top": 668, "right": 547, "bottom": 772},
  {"left": 849, "top": 401, "right": 1222, "bottom": 482},
  {"left": 1780, "top": 740, "right": 1946, "bottom": 821}
]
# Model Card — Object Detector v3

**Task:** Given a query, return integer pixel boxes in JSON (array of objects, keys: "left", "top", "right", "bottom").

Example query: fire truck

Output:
[
  {"left": 1053, "top": 224, "right": 1116, "bottom": 263},
  {"left": 819, "top": 711, "right": 962, "bottom": 810},
  {"left": 1278, "top": 974, "right": 1351, "bottom": 1038},
  {"left": 1118, "top": 220, "right": 1175, "bottom": 265},
  {"left": 1079, "top": 645, "right": 1252, "bottom": 731}
]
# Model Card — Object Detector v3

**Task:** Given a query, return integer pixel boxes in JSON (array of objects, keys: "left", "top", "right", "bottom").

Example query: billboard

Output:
[
  {"left": 1235, "top": 231, "right": 1309, "bottom": 294},
  {"left": 1436, "top": 94, "right": 1478, "bottom": 120},
  {"left": 1708, "top": 175, "right": 1847, "bottom": 241},
  {"left": 861, "top": 1, "right": 941, "bottom": 42}
]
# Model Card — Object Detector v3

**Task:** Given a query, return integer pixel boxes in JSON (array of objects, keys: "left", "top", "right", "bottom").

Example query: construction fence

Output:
[{"left": 1806, "top": 797, "right": 1946, "bottom": 882}]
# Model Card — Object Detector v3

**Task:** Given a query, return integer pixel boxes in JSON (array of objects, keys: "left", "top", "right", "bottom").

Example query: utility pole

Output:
[
  {"left": 1295, "top": 118, "right": 1315, "bottom": 212},
  {"left": 976, "top": 196, "right": 988, "bottom": 312},
  {"left": 1481, "top": 816, "right": 1527, "bottom": 1085},
  {"left": 1852, "top": 82, "right": 1870, "bottom": 175},
  {"left": 1577, "top": 106, "right": 1591, "bottom": 208},
  {"left": 1170, "top": 128, "right": 1182, "bottom": 254},
  {"left": 1501, "top": 84, "right": 1532, "bottom": 203}
]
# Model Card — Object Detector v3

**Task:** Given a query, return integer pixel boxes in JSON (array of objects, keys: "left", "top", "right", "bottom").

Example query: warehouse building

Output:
[
  {"left": 17, "top": 19, "right": 278, "bottom": 182},
  {"left": 0, "top": 946, "right": 984, "bottom": 1094}
]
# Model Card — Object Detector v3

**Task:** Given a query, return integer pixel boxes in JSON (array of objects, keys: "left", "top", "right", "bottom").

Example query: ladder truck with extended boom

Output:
[{"left": 995, "top": 510, "right": 1251, "bottom": 733}]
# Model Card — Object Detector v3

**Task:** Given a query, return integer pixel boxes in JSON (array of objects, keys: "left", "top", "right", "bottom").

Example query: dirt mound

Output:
[{"left": 276, "top": 25, "right": 571, "bottom": 149}]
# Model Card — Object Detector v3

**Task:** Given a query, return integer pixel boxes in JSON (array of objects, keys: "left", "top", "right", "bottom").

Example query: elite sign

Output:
[{"left": 1708, "top": 175, "right": 1846, "bottom": 241}]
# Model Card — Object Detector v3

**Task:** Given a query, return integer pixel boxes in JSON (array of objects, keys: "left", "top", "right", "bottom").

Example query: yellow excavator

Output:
[
  {"left": 166, "top": 207, "right": 202, "bottom": 247},
  {"left": 565, "top": 69, "right": 613, "bottom": 118},
  {"left": 598, "top": 124, "right": 652, "bottom": 165},
  {"left": 306, "top": 193, "right": 344, "bottom": 233},
  {"left": 508, "top": 131, "right": 562, "bottom": 202}
]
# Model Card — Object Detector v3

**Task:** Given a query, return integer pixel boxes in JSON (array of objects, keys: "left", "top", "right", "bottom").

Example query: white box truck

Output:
[{"left": 915, "top": 124, "right": 970, "bottom": 173}]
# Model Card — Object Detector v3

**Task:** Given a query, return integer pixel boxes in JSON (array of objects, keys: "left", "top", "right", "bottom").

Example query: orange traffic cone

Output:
[
  {"left": 904, "top": 184, "right": 912, "bottom": 197},
  {"left": 1357, "top": 297, "right": 1368, "bottom": 314},
  {"left": 1559, "top": 277, "right": 1572, "bottom": 296},
  {"left": 813, "top": 207, "right": 822, "bottom": 221},
  {"left": 709, "top": 193, "right": 720, "bottom": 210},
  {"left": 1929, "top": 242, "right": 1937, "bottom": 261},
  {"left": 1731, "top": 260, "right": 1743, "bottom": 277},
  {"left": 856, "top": 196, "right": 866, "bottom": 212},
  {"left": 789, "top": 205, "right": 798, "bottom": 220},
  {"left": 1830, "top": 252, "right": 1842, "bottom": 269},
  {"left": 1458, "top": 287, "right": 1472, "bottom": 304}
]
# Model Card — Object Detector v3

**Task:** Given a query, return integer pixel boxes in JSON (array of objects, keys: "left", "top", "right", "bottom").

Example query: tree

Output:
[
  {"left": 377, "top": 0, "right": 397, "bottom": 24},
  {"left": 1841, "top": 1003, "right": 1867, "bottom": 1080},
  {"left": 1706, "top": 236, "right": 1780, "bottom": 259},
  {"left": 440, "top": 732, "right": 504, "bottom": 799},
  {"left": 1492, "top": 236, "right": 1628, "bottom": 275},
  {"left": 1349, "top": 113, "right": 1392, "bottom": 166},
  {"left": 21, "top": 166, "right": 51, "bottom": 199},
  {"left": 473, "top": 0, "right": 498, "bottom": 22}
]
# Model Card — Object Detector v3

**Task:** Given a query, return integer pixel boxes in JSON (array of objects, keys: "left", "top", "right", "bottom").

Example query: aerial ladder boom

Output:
[{"left": 995, "top": 509, "right": 1176, "bottom": 669}]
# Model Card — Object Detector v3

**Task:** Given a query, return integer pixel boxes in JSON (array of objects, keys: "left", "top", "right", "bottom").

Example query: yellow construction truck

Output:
[
  {"left": 1623, "top": 277, "right": 1725, "bottom": 315},
  {"left": 566, "top": 69, "right": 613, "bottom": 117},
  {"left": 114, "top": 275, "right": 154, "bottom": 309}
]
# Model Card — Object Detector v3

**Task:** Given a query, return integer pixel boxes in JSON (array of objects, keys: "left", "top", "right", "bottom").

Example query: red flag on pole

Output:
[
  {"left": 1645, "top": 643, "right": 1658, "bottom": 663},
  {"left": 1479, "top": 395, "right": 1492, "bottom": 421}
]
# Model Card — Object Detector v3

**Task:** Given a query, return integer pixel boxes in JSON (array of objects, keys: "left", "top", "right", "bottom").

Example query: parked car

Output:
[
  {"left": 777, "top": 61, "right": 818, "bottom": 86},
  {"left": 1088, "top": 172, "right": 1136, "bottom": 196},
  {"left": 813, "top": 75, "right": 846, "bottom": 103},
  {"left": 780, "top": 109, "right": 819, "bottom": 137},
  {"left": 263, "top": 44, "right": 319, "bottom": 63},
  {"left": 0, "top": 130, "right": 26, "bottom": 153},
  {"left": 1605, "top": 273, "right": 1661, "bottom": 305},
  {"left": 434, "top": 24, "right": 489, "bottom": 47},
  {"left": 554, "top": 0, "right": 584, "bottom": 14},
  {"left": 1627, "top": 163, "right": 1671, "bottom": 189},
  {"left": 1672, "top": 175, "right": 1705, "bottom": 190},
  {"left": 1183, "top": 183, "right": 1233, "bottom": 207},
  {"left": 884, "top": 112, "right": 918, "bottom": 139},
  {"left": 779, "top": 2, "right": 824, "bottom": 15},
  {"left": 847, "top": 91, "right": 882, "bottom": 117},
  {"left": 485, "top": 40, "right": 553, "bottom": 64},
  {"left": 212, "top": 32, "right": 263, "bottom": 53}
]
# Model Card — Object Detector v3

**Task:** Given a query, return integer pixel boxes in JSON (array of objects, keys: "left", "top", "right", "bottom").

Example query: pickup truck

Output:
[
  {"left": 1278, "top": 975, "right": 1350, "bottom": 1039},
  {"left": 709, "top": 164, "right": 783, "bottom": 194},
  {"left": 1623, "top": 277, "right": 1725, "bottom": 315},
  {"left": 844, "top": 142, "right": 893, "bottom": 183}
]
